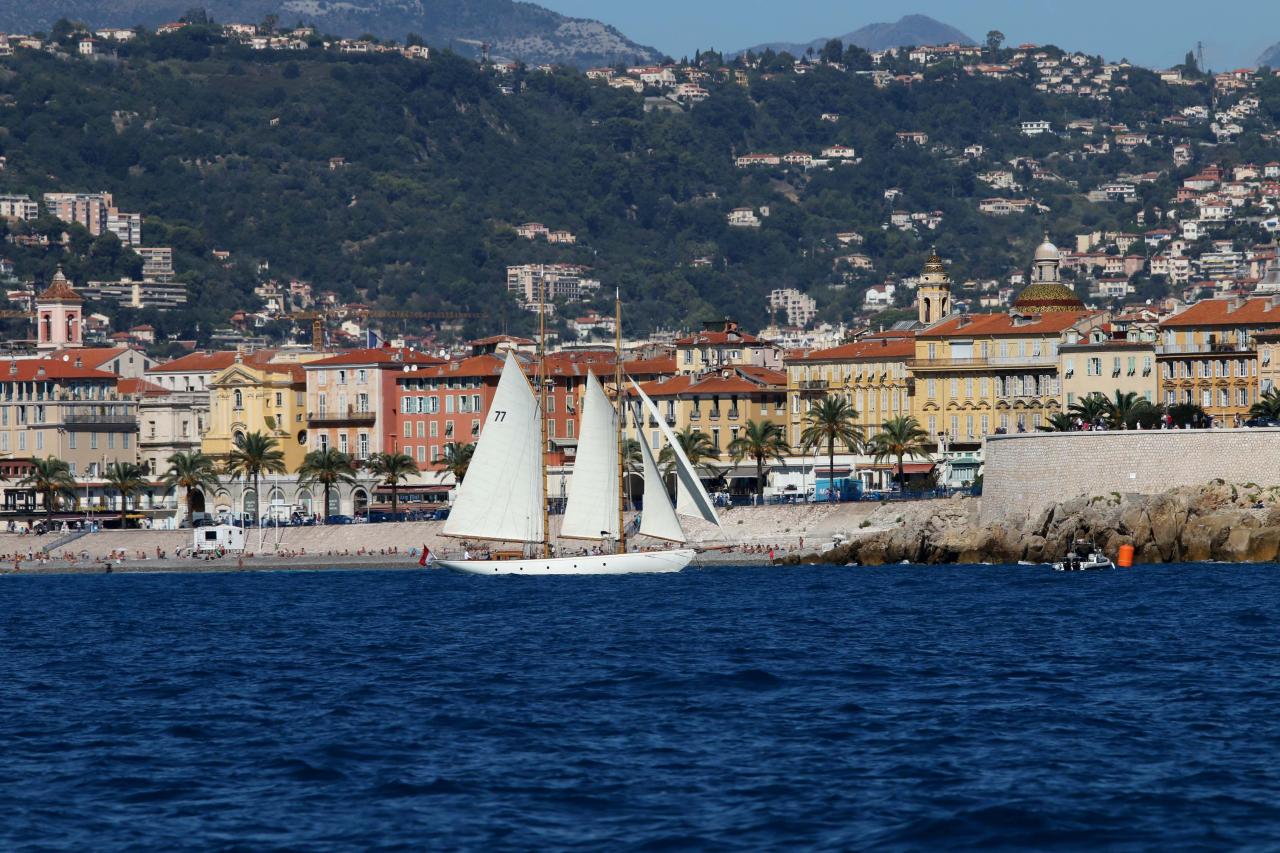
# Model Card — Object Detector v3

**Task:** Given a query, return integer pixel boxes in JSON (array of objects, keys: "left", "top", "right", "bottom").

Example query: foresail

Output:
[
  {"left": 637, "top": 429, "right": 684, "bottom": 543},
  {"left": 631, "top": 381, "right": 721, "bottom": 528},
  {"left": 560, "top": 372, "right": 619, "bottom": 541},
  {"left": 444, "top": 352, "right": 544, "bottom": 543}
]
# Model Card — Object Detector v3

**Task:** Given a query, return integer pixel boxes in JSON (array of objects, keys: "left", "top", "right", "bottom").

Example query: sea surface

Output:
[{"left": 3, "top": 564, "right": 1280, "bottom": 850}]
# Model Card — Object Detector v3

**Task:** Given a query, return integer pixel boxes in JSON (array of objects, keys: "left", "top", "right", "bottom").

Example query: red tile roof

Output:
[
  {"left": 674, "top": 330, "right": 766, "bottom": 346},
  {"left": 150, "top": 350, "right": 279, "bottom": 373},
  {"left": 788, "top": 336, "right": 916, "bottom": 363},
  {"left": 918, "top": 311, "right": 1093, "bottom": 338},
  {"left": 1161, "top": 297, "right": 1280, "bottom": 328},
  {"left": 2, "top": 358, "right": 117, "bottom": 381},
  {"left": 306, "top": 347, "right": 446, "bottom": 368},
  {"left": 47, "top": 346, "right": 141, "bottom": 370},
  {"left": 118, "top": 377, "right": 169, "bottom": 396},
  {"left": 622, "top": 355, "right": 676, "bottom": 377}
]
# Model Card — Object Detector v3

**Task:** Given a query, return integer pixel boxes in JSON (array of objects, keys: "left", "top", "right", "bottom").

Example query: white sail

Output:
[
  {"left": 560, "top": 372, "right": 619, "bottom": 541},
  {"left": 631, "top": 381, "right": 721, "bottom": 528},
  {"left": 444, "top": 352, "right": 544, "bottom": 543},
  {"left": 637, "top": 429, "right": 684, "bottom": 543}
]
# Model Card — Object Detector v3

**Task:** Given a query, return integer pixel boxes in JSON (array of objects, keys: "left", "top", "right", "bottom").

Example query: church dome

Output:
[
  {"left": 1013, "top": 281, "right": 1084, "bottom": 314},
  {"left": 37, "top": 267, "right": 82, "bottom": 304},
  {"left": 1034, "top": 237, "right": 1060, "bottom": 262},
  {"left": 921, "top": 251, "right": 948, "bottom": 277}
]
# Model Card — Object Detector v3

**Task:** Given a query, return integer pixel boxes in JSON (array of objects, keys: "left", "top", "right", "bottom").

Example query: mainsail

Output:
[
  {"left": 443, "top": 352, "right": 544, "bottom": 543},
  {"left": 560, "top": 372, "right": 619, "bottom": 541},
  {"left": 637, "top": 428, "right": 684, "bottom": 543},
  {"left": 631, "top": 381, "right": 721, "bottom": 528}
]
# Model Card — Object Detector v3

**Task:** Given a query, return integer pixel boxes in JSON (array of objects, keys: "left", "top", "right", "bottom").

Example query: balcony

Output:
[
  {"left": 709, "top": 409, "right": 721, "bottom": 421},
  {"left": 62, "top": 414, "right": 137, "bottom": 432},
  {"left": 728, "top": 408, "right": 740, "bottom": 420},
  {"left": 909, "top": 356, "right": 1057, "bottom": 371},
  {"left": 798, "top": 379, "right": 829, "bottom": 391},
  {"left": 690, "top": 409, "right": 702, "bottom": 420},
  {"left": 308, "top": 408, "right": 377, "bottom": 426},
  {"left": 665, "top": 414, "right": 677, "bottom": 426}
]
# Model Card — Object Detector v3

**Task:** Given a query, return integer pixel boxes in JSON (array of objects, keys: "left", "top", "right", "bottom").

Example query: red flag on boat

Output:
[{"left": 419, "top": 545, "right": 430, "bottom": 567}]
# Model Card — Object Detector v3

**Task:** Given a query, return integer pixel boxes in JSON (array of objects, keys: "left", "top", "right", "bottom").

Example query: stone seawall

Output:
[{"left": 981, "top": 428, "right": 1280, "bottom": 522}]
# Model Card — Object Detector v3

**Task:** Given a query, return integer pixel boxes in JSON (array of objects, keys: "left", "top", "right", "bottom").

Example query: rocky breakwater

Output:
[{"left": 804, "top": 481, "right": 1280, "bottom": 565}]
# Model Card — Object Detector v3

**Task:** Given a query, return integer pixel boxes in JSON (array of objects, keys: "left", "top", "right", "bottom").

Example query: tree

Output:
[
  {"left": 225, "top": 431, "right": 286, "bottom": 524},
  {"left": 728, "top": 420, "right": 791, "bottom": 503},
  {"left": 820, "top": 39, "right": 844, "bottom": 64},
  {"left": 1038, "top": 412, "right": 1076, "bottom": 432},
  {"left": 658, "top": 427, "right": 720, "bottom": 480},
  {"left": 1069, "top": 393, "right": 1109, "bottom": 425},
  {"left": 799, "top": 395, "right": 863, "bottom": 501},
  {"left": 868, "top": 416, "right": 932, "bottom": 489},
  {"left": 103, "top": 462, "right": 148, "bottom": 529},
  {"left": 18, "top": 456, "right": 77, "bottom": 520},
  {"left": 986, "top": 30, "right": 1005, "bottom": 57},
  {"left": 367, "top": 451, "right": 418, "bottom": 515},
  {"left": 298, "top": 448, "right": 358, "bottom": 521},
  {"left": 161, "top": 451, "right": 220, "bottom": 527},
  {"left": 1103, "top": 390, "right": 1154, "bottom": 429},
  {"left": 1250, "top": 388, "right": 1280, "bottom": 420},
  {"left": 439, "top": 441, "right": 475, "bottom": 485},
  {"left": 1167, "top": 402, "right": 1208, "bottom": 428}
]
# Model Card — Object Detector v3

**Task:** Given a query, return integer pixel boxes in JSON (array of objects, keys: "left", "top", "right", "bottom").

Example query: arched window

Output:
[{"left": 234, "top": 389, "right": 243, "bottom": 410}]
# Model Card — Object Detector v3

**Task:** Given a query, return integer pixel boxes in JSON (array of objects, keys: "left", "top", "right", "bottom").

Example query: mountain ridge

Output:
[
  {"left": 0, "top": 0, "right": 665, "bottom": 67},
  {"left": 735, "top": 14, "right": 975, "bottom": 58}
]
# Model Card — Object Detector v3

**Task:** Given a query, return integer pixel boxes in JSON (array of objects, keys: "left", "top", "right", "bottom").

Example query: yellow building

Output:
[
  {"left": 203, "top": 354, "right": 320, "bottom": 472},
  {"left": 784, "top": 334, "right": 916, "bottom": 449},
  {"left": 627, "top": 366, "right": 788, "bottom": 458},
  {"left": 1059, "top": 330, "right": 1157, "bottom": 410},
  {"left": 1156, "top": 297, "right": 1278, "bottom": 423},
  {"left": 674, "top": 319, "right": 783, "bottom": 375},
  {"left": 912, "top": 310, "right": 1103, "bottom": 445}
]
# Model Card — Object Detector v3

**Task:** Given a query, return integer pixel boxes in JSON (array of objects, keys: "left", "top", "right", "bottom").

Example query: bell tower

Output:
[
  {"left": 36, "top": 266, "right": 83, "bottom": 350},
  {"left": 917, "top": 250, "right": 951, "bottom": 326}
]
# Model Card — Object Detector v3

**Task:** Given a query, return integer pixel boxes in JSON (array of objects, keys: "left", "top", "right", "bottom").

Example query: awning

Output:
[
  {"left": 814, "top": 466, "right": 853, "bottom": 477},
  {"left": 858, "top": 462, "right": 936, "bottom": 475}
]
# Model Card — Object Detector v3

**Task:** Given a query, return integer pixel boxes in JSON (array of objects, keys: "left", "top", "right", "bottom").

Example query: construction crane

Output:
[
  {"left": 454, "top": 37, "right": 492, "bottom": 62},
  {"left": 289, "top": 308, "right": 484, "bottom": 350}
]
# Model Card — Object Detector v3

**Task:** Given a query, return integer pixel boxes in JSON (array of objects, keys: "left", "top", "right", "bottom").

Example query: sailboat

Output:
[{"left": 435, "top": 298, "right": 721, "bottom": 575}]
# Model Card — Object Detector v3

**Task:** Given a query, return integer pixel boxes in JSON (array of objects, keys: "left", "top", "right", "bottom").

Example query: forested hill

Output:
[{"left": 0, "top": 28, "right": 1272, "bottom": 345}]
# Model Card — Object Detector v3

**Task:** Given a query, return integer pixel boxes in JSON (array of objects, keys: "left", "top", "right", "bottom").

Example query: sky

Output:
[{"left": 538, "top": 0, "right": 1280, "bottom": 70}]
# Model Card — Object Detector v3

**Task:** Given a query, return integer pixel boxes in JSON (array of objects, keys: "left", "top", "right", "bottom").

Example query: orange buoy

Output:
[{"left": 1117, "top": 544, "right": 1135, "bottom": 568}]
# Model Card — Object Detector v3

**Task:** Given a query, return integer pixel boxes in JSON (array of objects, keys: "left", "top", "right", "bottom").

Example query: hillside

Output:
[
  {"left": 737, "top": 14, "right": 974, "bottom": 58},
  {"left": 1260, "top": 41, "right": 1280, "bottom": 68},
  {"left": 0, "top": 0, "right": 663, "bottom": 67},
  {"left": 0, "top": 27, "right": 1271, "bottom": 349}
]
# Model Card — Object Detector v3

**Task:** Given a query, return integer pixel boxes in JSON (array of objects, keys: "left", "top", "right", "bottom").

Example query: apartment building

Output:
[
  {"left": 785, "top": 334, "right": 916, "bottom": 449},
  {"left": 0, "top": 194, "right": 39, "bottom": 221},
  {"left": 505, "top": 264, "right": 599, "bottom": 309},
  {"left": 43, "top": 192, "right": 113, "bottom": 235},
  {"left": 675, "top": 319, "right": 782, "bottom": 374}
]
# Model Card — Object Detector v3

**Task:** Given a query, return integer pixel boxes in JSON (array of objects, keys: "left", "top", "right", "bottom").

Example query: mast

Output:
[
  {"left": 539, "top": 276, "right": 551, "bottom": 557},
  {"left": 615, "top": 288, "right": 627, "bottom": 554}
]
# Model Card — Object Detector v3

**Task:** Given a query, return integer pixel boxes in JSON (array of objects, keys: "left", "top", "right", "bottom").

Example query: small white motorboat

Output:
[{"left": 1052, "top": 541, "right": 1115, "bottom": 572}]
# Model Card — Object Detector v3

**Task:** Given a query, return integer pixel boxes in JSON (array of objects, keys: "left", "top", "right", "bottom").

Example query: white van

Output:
[{"left": 192, "top": 524, "right": 247, "bottom": 554}]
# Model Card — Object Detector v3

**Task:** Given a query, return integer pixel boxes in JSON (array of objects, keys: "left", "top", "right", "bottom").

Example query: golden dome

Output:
[
  {"left": 1013, "top": 281, "right": 1084, "bottom": 314},
  {"left": 921, "top": 251, "right": 947, "bottom": 277}
]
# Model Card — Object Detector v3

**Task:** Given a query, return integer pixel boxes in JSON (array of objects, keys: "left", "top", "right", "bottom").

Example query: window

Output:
[
  {"left": 234, "top": 389, "right": 243, "bottom": 410},
  {"left": 949, "top": 415, "right": 958, "bottom": 437},
  {"left": 928, "top": 379, "right": 937, "bottom": 399},
  {"left": 318, "top": 393, "right": 327, "bottom": 414},
  {"left": 417, "top": 445, "right": 426, "bottom": 463},
  {"left": 981, "top": 415, "right": 989, "bottom": 434},
  {"left": 927, "top": 343, "right": 937, "bottom": 359},
  {"left": 404, "top": 421, "right": 412, "bottom": 438},
  {"left": 567, "top": 420, "right": 574, "bottom": 438},
  {"left": 68, "top": 432, "right": 76, "bottom": 450},
  {"left": 949, "top": 378, "right": 958, "bottom": 398},
  {"left": 927, "top": 415, "right": 937, "bottom": 435},
  {"left": 107, "top": 433, "right": 115, "bottom": 449},
  {"left": 339, "top": 433, "right": 348, "bottom": 454},
  {"left": 416, "top": 422, "right": 425, "bottom": 438},
  {"left": 358, "top": 433, "right": 369, "bottom": 459},
  {"left": 91, "top": 432, "right": 98, "bottom": 450},
  {"left": 123, "top": 434, "right": 129, "bottom": 449},
  {"left": 337, "top": 370, "right": 347, "bottom": 385},
  {"left": 357, "top": 369, "right": 367, "bottom": 384},
  {"left": 357, "top": 393, "right": 369, "bottom": 413},
  {"left": 34, "top": 432, "right": 42, "bottom": 450},
  {"left": 445, "top": 396, "right": 455, "bottom": 414},
  {"left": 965, "top": 378, "right": 974, "bottom": 398},
  {"left": 319, "top": 434, "right": 329, "bottom": 451},
  {"left": 966, "top": 415, "right": 974, "bottom": 438},
  {"left": 276, "top": 392, "right": 283, "bottom": 406},
  {"left": 431, "top": 445, "right": 440, "bottom": 462},
  {"left": 17, "top": 432, "right": 24, "bottom": 451},
  {"left": 430, "top": 421, "right": 438, "bottom": 438}
]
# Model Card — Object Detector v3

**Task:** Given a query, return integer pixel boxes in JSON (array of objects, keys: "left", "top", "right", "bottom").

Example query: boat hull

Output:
[{"left": 437, "top": 548, "right": 695, "bottom": 575}]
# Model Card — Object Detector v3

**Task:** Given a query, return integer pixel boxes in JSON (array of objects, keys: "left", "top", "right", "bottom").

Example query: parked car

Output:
[
  {"left": 325, "top": 514, "right": 355, "bottom": 525},
  {"left": 1244, "top": 417, "right": 1279, "bottom": 427}
]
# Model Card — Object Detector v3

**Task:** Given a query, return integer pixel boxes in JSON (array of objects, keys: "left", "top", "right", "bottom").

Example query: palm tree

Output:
[
  {"left": 103, "top": 461, "right": 148, "bottom": 529},
  {"left": 298, "top": 448, "right": 357, "bottom": 521},
  {"left": 225, "top": 431, "right": 286, "bottom": 525},
  {"left": 658, "top": 426, "right": 720, "bottom": 480},
  {"left": 1038, "top": 412, "right": 1076, "bottom": 432},
  {"left": 18, "top": 456, "right": 77, "bottom": 520},
  {"left": 620, "top": 438, "right": 643, "bottom": 509},
  {"left": 728, "top": 420, "right": 791, "bottom": 503},
  {"left": 438, "top": 441, "right": 475, "bottom": 485},
  {"left": 1102, "top": 390, "right": 1154, "bottom": 429},
  {"left": 868, "top": 415, "right": 932, "bottom": 490},
  {"left": 161, "top": 451, "right": 220, "bottom": 527},
  {"left": 1250, "top": 389, "right": 1280, "bottom": 420},
  {"left": 798, "top": 395, "right": 863, "bottom": 501},
  {"left": 367, "top": 451, "right": 418, "bottom": 515},
  {"left": 1068, "top": 393, "right": 1108, "bottom": 425}
]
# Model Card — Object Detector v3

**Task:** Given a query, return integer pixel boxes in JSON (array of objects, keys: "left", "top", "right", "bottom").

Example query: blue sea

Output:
[{"left": 3, "top": 564, "right": 1280, "bottom": 850}]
